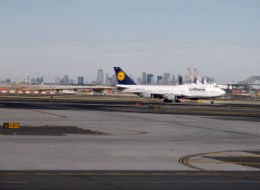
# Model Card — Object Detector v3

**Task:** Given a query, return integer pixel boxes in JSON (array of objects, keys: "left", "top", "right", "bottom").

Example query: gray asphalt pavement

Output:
[
  {"left": 1, "top": 171, "right": 260, "bottom": 190},
  {"left": 0, "top": 100, "right": 259, "bottom": 189}
]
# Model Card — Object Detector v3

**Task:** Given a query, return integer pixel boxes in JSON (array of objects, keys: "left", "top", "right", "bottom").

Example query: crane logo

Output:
[{"left": 117, "top": 71, "right": 125, "bottom": 81}]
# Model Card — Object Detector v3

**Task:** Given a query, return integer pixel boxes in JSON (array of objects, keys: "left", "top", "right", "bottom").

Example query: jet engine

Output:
[
  {"left": 140, "top": 92, "right": 152, "bottom": 98},
  {"left": 163, "top": 93, "right": 176, "bottom": 101}
]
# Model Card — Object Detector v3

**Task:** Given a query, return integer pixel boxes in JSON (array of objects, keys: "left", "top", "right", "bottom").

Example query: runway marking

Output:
[
  {"left": 0, "top": 171, "right": 218, "bottom": 177},
  {"left": 59, "top": 172, "right": 75, "bottom": 175},
  {"left": 81, "top": 172, "right": 97, "bottom": 175},
  {"left": 81, "top": 182, "right": 99, "bottom": 184},
  {"left": 30, "top": 109, "right": 67, "bottom": 118},
  {"left": 175, "top": 173, "right": 188, "bottom": 175},
  {"left": 35, "top": 172, "right": 49, "bottom": 175},
  {"left": 0, "top": 172, "right": 176, "bottom": 176},
  {"left": 128, "top": 172, "right": 144, "bottom": 175},
  {"left": 0, "top": 180, "right": 29, "bottom": 184},
  {"left": 205, "top": 152, "right": 260, "bottom": 158},
  {"left": 195, "top": 172, "right": 212, "bottom": 175},
  {"left": 189, "top": 160, "right": 260, "bottom": 165},
  {"left": 148, "top": 181, "right": 164, "bottom": 184},
  {"left": 106, "top": 172, "right": 121, "bottom": 175},
  {"left": 6, "top": 172, "right": 24, "bottom": 176},
  {"left": 116, "top": 112, "right": 260, "bottom": 138},
  {"left": 0, "top": 170, "right": 258, "bottom": 178},
  {"left": 114, "top": 181, "right": 133, "bottom": 184},
  {"left": 179, "top": 150, "right": 260, "bottom": 180},
  {"left": 152, "top": 172, "right": 166, "bottom": 175}
]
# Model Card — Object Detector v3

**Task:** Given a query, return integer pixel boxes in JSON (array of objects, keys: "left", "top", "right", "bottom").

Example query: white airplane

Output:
[{"left": 114, "top": 67, "right": 225, "bottom": 103}]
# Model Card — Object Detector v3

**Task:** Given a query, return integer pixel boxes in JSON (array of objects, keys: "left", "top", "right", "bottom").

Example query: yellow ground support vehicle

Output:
[{"left": 3, "top": 122, "right": 20, "bottom": 129}]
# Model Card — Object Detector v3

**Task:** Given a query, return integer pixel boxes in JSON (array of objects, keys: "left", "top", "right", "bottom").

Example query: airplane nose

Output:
[{"left": 219, "top": 89, "right": 226, "bottom": 96}]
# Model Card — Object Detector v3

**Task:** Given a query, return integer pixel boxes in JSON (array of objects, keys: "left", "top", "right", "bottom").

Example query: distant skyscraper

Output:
[
  {"left": 105, "top": 74, "right": 115, "bottom": 86},
  {"left": 55, "top": 77, "right": 61, "bottom": 84},
  {"left": 105, "top": 73, "right": 109, "bottom": 82},
  {"left": 37, "top": 76, "right": 44, "bottom": 84},
  {"left": 202, "top": 77, "right": 214, "bottom": 84},
  {"left": 163, "top": 73, "right": 170, "bottom": 85},
  {"left": 78, "top": 76, "right": 84, "bottom": 85},
  {"left": 142, "top": 72, "right": 146, "bottom": 84},
  {"left": 62, "top": 75, "right": 69, "bottom": 85},
  {"left": 5, "top": 79, "right": 11, "bottom": 83},
  {"left": 178, "top": 75, "right": 183, "bottom": 85},
  {"left": 157, "top": 76, "right": 162, "bottom": 85},
  {"left": 68, "top": 79, "right": 74, "bottom": 84},
  {"left": 147, "top": 74, "right": 154, "bottom": 85},
  {"left": 97, "top": 69, "right": 104, "bottom": 84},
  {"left": 31, "top": 78, "right": 37, "bottom": 84},
  {"left": 137, "top": 77, "right": 142, "bottom": 84},
  {"left": 25, "top": 73, "right": 29, "bottom": 84},
  {"left": 171, "top": 74, "right": 176, "bottom": 85},
  {"left": 111, "top": 74, "right": 117, "bottom": 85}
]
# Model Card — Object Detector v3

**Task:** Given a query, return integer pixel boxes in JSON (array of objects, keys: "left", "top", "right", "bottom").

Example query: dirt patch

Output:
[{"left": 0, "top": 125, "right": 107, "bottom": 136}]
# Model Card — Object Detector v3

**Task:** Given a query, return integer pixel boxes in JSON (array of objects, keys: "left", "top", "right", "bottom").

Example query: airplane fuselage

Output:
[{"left": 117, "top": 84, "right": 225, "bottom": 99}]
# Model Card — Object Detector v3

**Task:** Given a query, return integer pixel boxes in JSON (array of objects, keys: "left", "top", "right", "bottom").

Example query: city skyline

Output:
[
  {"left": 0, "top": 0, "right": 260, "bottom": 83},
  {"left": 1, "top": 66, "right": 255, "bottom": 85},
  {"left": 0, "top": 69, "right": 181, "bottom": 85}
]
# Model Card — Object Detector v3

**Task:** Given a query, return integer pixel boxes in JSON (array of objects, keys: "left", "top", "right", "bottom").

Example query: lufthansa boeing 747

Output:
[{"left": 114, "top": 67, "right": 225, "bottom": 103}]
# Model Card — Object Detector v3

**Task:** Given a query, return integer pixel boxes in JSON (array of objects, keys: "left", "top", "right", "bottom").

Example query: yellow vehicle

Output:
[{"left": 3, "top": 122, "right": 20, "bottom": 129}]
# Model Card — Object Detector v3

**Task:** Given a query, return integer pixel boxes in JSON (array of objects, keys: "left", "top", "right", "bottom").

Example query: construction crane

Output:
[{"left": 193, "top": 68, "right": 201, "bottom": 84}]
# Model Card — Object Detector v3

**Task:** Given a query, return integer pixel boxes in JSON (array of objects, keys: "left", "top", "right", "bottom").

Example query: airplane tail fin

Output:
[{"left": 114, "top": 67, "right": 136, "bottom": 85}]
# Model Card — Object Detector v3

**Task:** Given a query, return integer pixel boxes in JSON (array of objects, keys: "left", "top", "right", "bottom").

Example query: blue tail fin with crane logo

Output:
[{"left": 114, "top": 67, "right": 136, "bottom": 85}]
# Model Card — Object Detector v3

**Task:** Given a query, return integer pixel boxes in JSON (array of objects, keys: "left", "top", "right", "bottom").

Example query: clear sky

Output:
[{"left": 0, "top": 0, "right": 259, "bottom": 83}]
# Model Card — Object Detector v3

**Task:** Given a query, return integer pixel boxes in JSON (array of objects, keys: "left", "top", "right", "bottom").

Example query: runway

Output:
[
  {"left": 1, "top": 97, "right": 260, "bottom": 118},
  {"left": 0, "top": 97, "right": 259, "bottom": 189},
  {"left": 1, "top": 171, "right": 260, "bottom": 190}
]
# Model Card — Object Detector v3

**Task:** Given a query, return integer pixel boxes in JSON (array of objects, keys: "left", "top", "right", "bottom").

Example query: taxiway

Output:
[{"left": 0, "top": 97, "right": 259, "bottom": 189}]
